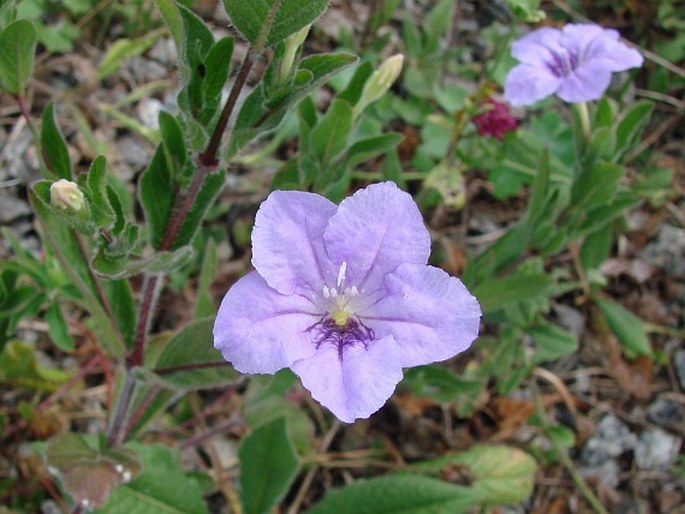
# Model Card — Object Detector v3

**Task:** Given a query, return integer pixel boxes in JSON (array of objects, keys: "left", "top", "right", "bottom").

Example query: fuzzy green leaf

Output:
[
  {"left": 0, "top": 19, "right": 37, "bottom": 94},
  {"left": 239, "top": 418, "right": 301, "bottom": 514},
  {"left": 222, "top": 0, "right": 329, "bottom": 48}
]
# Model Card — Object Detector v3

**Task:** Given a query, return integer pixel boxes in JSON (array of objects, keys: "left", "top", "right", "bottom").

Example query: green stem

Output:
[
  {"left": 110, "top": 45, "right": 262, "bottom": 446},
  {"left": 576, "top": 101, "right": 591, "bottom": 141},
  {"left": 530, "top": 380, "right": 609, "bottom": 514}
]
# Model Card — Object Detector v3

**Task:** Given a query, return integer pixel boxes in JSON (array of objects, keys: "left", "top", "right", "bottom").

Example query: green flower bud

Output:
[
  {"left": 50, "top": 179, "right": 85, "bottom": 211},
  {"left": 354, "top": 54, "right": 404, "bottom": 118},
  {"left": 279, "top": 24, "right": 311, "bottom": 83}
]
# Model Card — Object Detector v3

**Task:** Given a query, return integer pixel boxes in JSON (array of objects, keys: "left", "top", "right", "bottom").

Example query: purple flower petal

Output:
[
  {"left": 504, "top": 64, "right": 562, "bottom": 106},
  {"left": 557, "top": 64, "right": 612, "bottom": 102},
  {"left": 291, "top": 335, "right": 403, "bottom": 423},
  {"left": 362, "top": 263, "right": 481, "bottom": 367},
  {"left": 505, "top": 23, "right": 643, "bottom": 106},
  {"left": 323, "top": 182, "right": 430, "bottom": 290},
  {"left": 511, "top": 27, "right": 566, "bottom": 67},
  {"left": 252, "top": 190, "right": 338, "bottom": 296},
  {"left": 213, "top": 271, "right": 320, "bottom": 374}
]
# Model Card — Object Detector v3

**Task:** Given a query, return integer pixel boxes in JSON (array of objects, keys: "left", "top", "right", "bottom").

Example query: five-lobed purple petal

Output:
[
  {"left": 504, "top": 23, "right": 643, "bottom": 106},
  {"left": 213, "top": 182, "right": 481, "bottom": 423}
]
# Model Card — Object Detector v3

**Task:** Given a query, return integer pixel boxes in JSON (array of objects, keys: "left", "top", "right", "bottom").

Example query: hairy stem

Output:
[
  {"left": 109, "top": 46, "right": 260, "bottom": 446},
  {"left": 199, "top": 47, "right": 255, "bottom": 167}
]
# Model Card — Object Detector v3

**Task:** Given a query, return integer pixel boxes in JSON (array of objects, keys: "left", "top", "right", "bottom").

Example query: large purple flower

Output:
[
  {"left": 213, "top": 182, "right": 481, "bottom": 423},
  {"left": 504, "top": 23, "right": 643, "bottom": 106}
]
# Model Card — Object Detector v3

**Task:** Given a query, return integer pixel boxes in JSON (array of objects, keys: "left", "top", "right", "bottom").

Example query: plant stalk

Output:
[{"left": 109, "top": 45, "right": 259, "bottom": 445}]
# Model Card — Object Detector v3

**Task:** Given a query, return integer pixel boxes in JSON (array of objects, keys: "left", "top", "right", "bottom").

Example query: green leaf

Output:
[
  {"left": 173, "top": 168, "right": 225, "bottom": 249},
  {"left": 92, "top": 245, "right": 194, "bottom": 280},
  {"left": 41, "top": 103, "right": 72, "bottom": 180},
  {"left": 403, "top": 365, "right": 482, "bottom": 404},
  {"left": 307, "top": 474, "right": 473, "bottom": 514},
  {"left": 345, "top": 132, "right": 404, "bottom": 169},
  {"left": 84, "top": 156, "right": 117, "bottom": 229},
  {"left": 523, "top": 149, "right": 550, "bottom": 233},
  {"left": 506, "top": 0, "right": 546, "bottom": 22},
  {"left": 570, "top": 161, "right": 624, "bottom": 210},
  {"left": 153, "top": 317, "right": 237, "bottom": 390},
  {"left": 243, "top": 371, "right": 315, "bottom": 454},
  {"left": 409, "top": 445, "right": 537, "bottom": 506},
  {"left": 0, "top": 19, "right": 37, "bottom": 94},
  {"left": 45, "top": 302, "right": 75, "bottom": 351},
  {"left": 529, "top": 322, "right": 578, "bottom": 364},
  {"left": 102, "top": 279, "right": 137, "bottom": 349},
  {"left": 222, "top": 0, "right": 329, "bottom": 48},
  {"left": 614, "top": 100, "right": 653, "bottom": 160},
  {"left": 228, "top": 53, "right": 356, "bottom": 157},
  {"left": 139, "top": 145, "right": 174, "bottom": 249},
  {"left": 580, "top": 223, "right": 613, "bottom": 272},
  {"left": 596, "top": 298, "right": 653, "bottom": 358},
  {"left": 97, "top": 29, "right": 165, "bottom": 80},
  {"left": 424, "top": 0, "right": 456, "bottom": 54},
  {"left": 240, "top": 418, "right": 301, "bottom": 514},
  {"left": 194, "top": 238, "right": 217, "bottom": 319},
  {"left": 472, "top": 273, "right": 553, "bottom": 314},
  {"left": 99, "top": 442, "right": 209, "bottom": 513},
  {"left": 311, "top": 98, "right": 353, "bottom": 165},
  {"left": 0, "top": 340, "right": 70, "bottom": 392}
]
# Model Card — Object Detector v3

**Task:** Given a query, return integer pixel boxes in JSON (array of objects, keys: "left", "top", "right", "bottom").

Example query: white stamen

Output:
[
  {"left": 348, "top": 286, "right": 359, "bottom": 296},
  {"left": 337, "top": 261, "right": 347, "bottom": 288},
  {"left": 323, "top": 286, "right": 330, "bottom": 298},
  {"left": 330, "top": 288, "right": 338, "bottom": 298}
]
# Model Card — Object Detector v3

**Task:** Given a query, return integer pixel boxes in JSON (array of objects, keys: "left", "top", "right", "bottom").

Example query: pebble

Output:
[
  {"left": 674, "top": 349, "right": 685, "bottom": 391},
  {"left": 647, "top": 398, "right": 685, "bottom": 429},
  {"left": 0, "top": 189, "right": 31, "bottom": 224},
  {"left": 635, "top": 428, "right": 682, "bottom": 470},
  {"left": 640, "top": 225, "right": 685, "bottom": 276},
  {"left": 580, "top": 459, "right": 621, "bottom": 489},
  {"left": 581, "top": 414, "right": 637, "bottom": 466}
]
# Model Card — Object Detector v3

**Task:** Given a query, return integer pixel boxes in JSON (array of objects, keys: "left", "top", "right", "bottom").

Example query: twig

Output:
[{"left": 287, "top": 421, "right": 341, "bottom": 514}]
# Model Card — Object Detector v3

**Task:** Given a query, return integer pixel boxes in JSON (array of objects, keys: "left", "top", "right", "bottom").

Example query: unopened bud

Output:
[
  {"left": 354, "top": 54, "right": 404, "bottom": 118},
  {"left": 50, "top": 179, "right": 84, "bottom": 211},
  {"left": 279, "top": 25, "right": 311, "bottom": 83}
]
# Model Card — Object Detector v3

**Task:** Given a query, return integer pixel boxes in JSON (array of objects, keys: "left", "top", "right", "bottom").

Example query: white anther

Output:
[
  {"left": 323, "top": 286, "right": 330, "bottom": 298},
  {"left": 330, "top": 288, "right": 338, "bottom": 298},
  {"left": 347, "top": 286, "right": 359, "bottom": 296},
  {"left": 337, "top": 261, "right": 347, "bottom": 288}
]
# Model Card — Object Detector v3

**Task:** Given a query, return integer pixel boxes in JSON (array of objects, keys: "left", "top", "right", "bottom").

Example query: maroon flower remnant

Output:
[{"left": 472, "top": 99, "right": 518, "bottom": 140}]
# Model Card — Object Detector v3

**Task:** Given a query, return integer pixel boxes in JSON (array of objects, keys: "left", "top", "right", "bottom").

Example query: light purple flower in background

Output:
[
  {"left": 213, "top": 182, "right": 481, "bottom": 423},
  {"left": 504, "top": 23, "right": 643, "bottom": 106}
]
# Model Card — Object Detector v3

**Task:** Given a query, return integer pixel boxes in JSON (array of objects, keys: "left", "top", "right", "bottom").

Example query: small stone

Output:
[
  {"left": 149, "top": 37, "right": 177, "bottom": 65},
  {"left": 580, "top": 459, "right": 620, "bottom": 489},
  {"left": 136, "top": 98, "right": 164, "bottom": 130},
  {"left": 640, "top": 225, "right": 685, "bottom": 276},
  {"left": 126, "top": 56, "right": 168, "bottom": 83},
  {"left": 647, "top": 398, "right": 685, "bottom": 428},
  {"left": 635, "top": 428, "right": 681, "bottom": 470},
  {"left": 674, "top": 349, "right": 685, "bottom": 391},
  {"left": 0, "top": 189, "right": 31, "bottom": 224},
  {"left": 581, "top": 414, "right": 638, "bottom": 466}
]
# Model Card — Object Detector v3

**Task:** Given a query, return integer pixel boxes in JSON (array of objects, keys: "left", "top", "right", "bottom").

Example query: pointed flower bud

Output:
[
  {"left": 354, "top": 54, "right": 404, "bottom": 118},
  {"left": 50, "top": 179, "right": 85, "bottom": 211},
  {"left": 279, "top": 24, "right": 311, "bottom": 83}
]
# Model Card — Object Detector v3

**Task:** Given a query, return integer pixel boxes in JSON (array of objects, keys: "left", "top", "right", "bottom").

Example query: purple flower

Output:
[
  {"left": 472, "top": 99, "right": 518, "bottom": 140},
  {"left": 213, "top": 182, "right": 481, "bottom": 423},
  {"left": 504, "top": 23, "right": 643, "bottom": 106}
]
